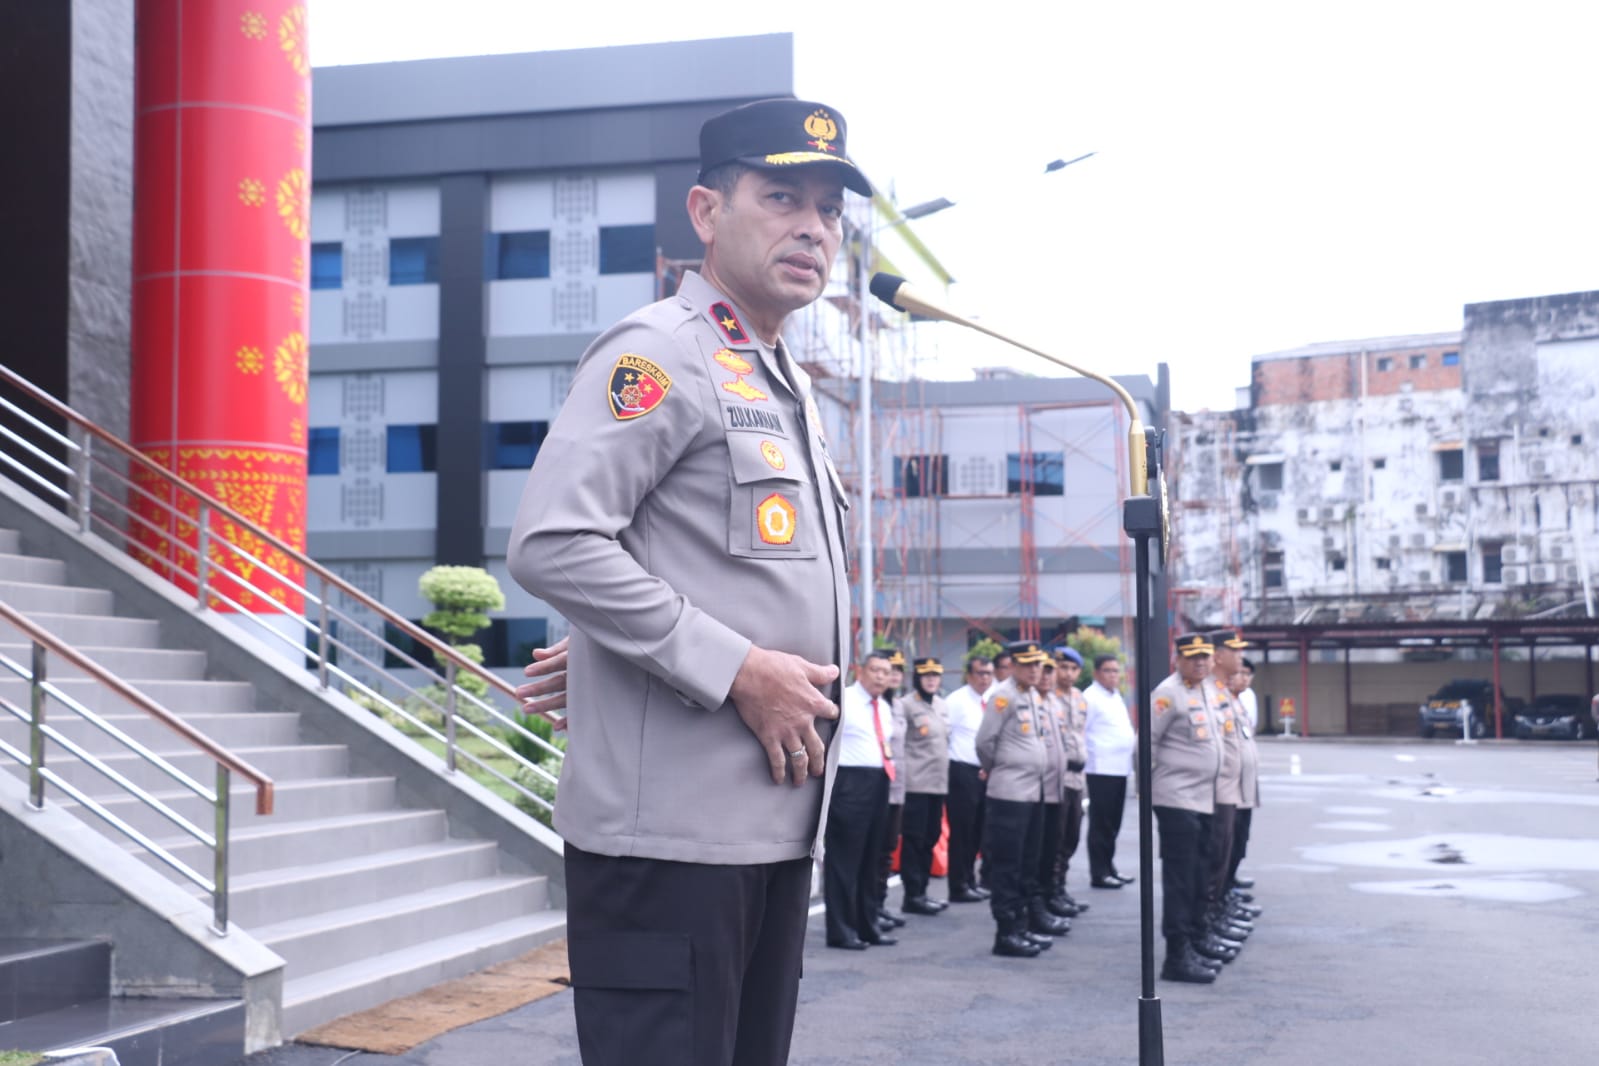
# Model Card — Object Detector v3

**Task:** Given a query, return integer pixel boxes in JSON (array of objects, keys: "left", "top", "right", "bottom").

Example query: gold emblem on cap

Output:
[{"left": 804, "top": 109, "right": 839, "bottom": 153}]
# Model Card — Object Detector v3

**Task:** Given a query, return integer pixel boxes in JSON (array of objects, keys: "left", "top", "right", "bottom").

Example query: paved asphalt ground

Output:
[{"left": 238, "top": 738, "right": 1599, "bottom": 1066}]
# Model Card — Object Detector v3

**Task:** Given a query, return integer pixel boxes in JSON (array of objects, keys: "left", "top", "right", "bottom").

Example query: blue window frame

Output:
[
  {"left": 389, "top": 236, "right": 440, "bottom": 285},
  {"left": 307, "top": 427, "right": 340, "bottom": 475},
  {"left": 599, "top": 224, "right": 655, "bottom": 275},
  {"left": 1007, "top": 452, "right": 1065, "bottom": 496},
  {"left": 386, "top": 424, "right": 437, "bottom": 473},
  {"left": 484, "top": 231, "right": 551, "bottom": 280},
  {"left": 484, "top": 421, "right": 549, "bottom": 470},
  {"left": 310, "top": 243, "right": 343, "bottom": 290},
  {"left": 1442, "top": 351, "right": 1461, "bottom": 366}
]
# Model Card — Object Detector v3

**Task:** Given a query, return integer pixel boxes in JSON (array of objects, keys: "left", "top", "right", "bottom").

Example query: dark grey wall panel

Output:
[
  {"left": 485, "top": 336, "right": 593, "bottom": 367},
  {"left": 310, "top": 340, "right": 438, "bottom": 373},
  {"left": 654, "top": 160, "right": 705, "bottom": 264},
  {"left": 434, "top": 175, "right": 488, "bottom": 565}
]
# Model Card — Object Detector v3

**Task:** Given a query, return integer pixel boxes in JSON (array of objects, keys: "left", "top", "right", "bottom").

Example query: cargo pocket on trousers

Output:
[{"left": 568, "top": 931, "right": 694, "bottom": 1059}]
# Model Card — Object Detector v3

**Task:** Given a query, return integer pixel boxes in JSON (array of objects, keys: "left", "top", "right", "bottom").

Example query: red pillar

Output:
[
  {"left": 130, "top": 2, "right": 309, "bottom": 613},
  {"left": 1298, "top": 635, "right": 1311, "bottom": 737}
]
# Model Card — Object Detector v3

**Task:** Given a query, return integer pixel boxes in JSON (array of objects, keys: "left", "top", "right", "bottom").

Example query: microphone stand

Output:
[{"left": 867, "top": 273, "right": 1166, "bottom": 1065}]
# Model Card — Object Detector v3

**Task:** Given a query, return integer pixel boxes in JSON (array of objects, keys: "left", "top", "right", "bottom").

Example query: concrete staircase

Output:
[{"left": 0, "top": 526, "right": 565, "bottom": 1038}]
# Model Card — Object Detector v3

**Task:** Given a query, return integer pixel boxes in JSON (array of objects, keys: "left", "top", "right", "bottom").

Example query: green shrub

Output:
[
  {"left": 501, "top": 710, "right": 567, "bottom": 766},
  {"left": 965, "top": 637, "right": 1005, "bottom": 665},
  {"left": 512, "top": 764, "right": 559, "bottom": 827},
  {"left": 1064, "top": 626, "right": 1127, "bottom": 691}
]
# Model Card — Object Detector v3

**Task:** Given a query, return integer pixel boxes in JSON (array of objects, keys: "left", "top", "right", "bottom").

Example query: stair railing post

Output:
[
  {"left": 76, "top": 433, "right": 93, "bottom": 534},
  {"left": 316, "top": 575, "right": 331, "bottom": 690},
  {"left": 444, "top": 659, "right": 458, "bottom": 773},
  {"left": 28, "top": 642, "right": 47, "bottom": 808},
  {"left": 213, "top": 763, "right": 231, "bottom": 935},
  {"left": 195, "top": 500, "right": 211, "bottom": 610}
]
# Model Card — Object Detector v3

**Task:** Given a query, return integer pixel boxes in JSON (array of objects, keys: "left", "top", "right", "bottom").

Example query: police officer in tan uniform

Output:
[
  {"left": 899, "top": 657, "right": 951, "bottom": 915},
  {"left": 1049, "top": 647, "right": 1091, "bottom": 919},
  {"left": 1226, "top": 660, "right": 1264, "bottom": 920},
  {"left": 1150, "top": 634, "right": 1226, "bottom": 983},
  {"left": 508, "top": 98, "right": 866, "bottom": 1066},
  {"left": 875, "top": 648, "right": 911, "bottom": 930},
  {"left": 976, "top": 640, "right": 1054, "bottom": 957},
  {"left": 1205, "top": 629, "right": 1256, "bottom": 945},
  {"left": 1028, "top": 661, "right": 1073, "bottom": 939}
]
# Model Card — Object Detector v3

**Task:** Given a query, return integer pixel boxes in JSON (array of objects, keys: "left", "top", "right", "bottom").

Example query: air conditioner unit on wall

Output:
[
  {"left": 1549, "top": 542, "right": 1571, "bottom": 561},
  {"left": 1410, "top": 533, "right": 1428, "bottom": 549},
  {"left": 1320, "top": 505, "right": 1338, "bottom": 521},
  {"left": 1388, "top": 533, "right": 1402, "bottom": 549},
  {"left": 1440, "top": 488, "right": 1460, "bottom": 507},
  {"left": 1502, "top": 565, "right": 1526, "bottom": 586},
  {"left": 1530, "top": 564, "right": 1558, "bottom": 584},
  {"left": 1297, "top": 508, "right": 1312, "bottom": 523},
  {"left": 1564, "top": 564, "right": 1581, "bottom": 583},
  {"left": 1502, "top": 545, "right": 1529, "bottom": 565},
  {"left": 1258, "top": 493, "right": 1279, "bottom": 510},
  {"left": 1531, "top": 458, "right": 1550, "bottom": 478},
  {"left": 1415, "top": 570, "right": 1434, "bottom": 585},
  {"left": 1415, "top": 502, "right": 1431, "bottom": 518}
]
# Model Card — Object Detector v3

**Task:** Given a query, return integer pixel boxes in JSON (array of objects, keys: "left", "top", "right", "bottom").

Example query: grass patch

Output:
[
  {"left": 414, "top": 734, "right": 536, "bottom": 807},
  {"left": 0, "top": 1052, "right": 45, "bottom": 1066}
]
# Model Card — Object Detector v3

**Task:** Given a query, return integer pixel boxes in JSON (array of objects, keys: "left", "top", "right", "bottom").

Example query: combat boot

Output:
[
  {"left": 993, "top": 913, "right": 1042, "bottom": 958},
  {"left": 1160, "top": 938, "right": 1217, "bottom": 984},
  {"left": 1028, "top": 899, "right": 1072, "bottom": 936},
  {"left": 1192, "top": 934, "right": 1240, "bottom": 964}
]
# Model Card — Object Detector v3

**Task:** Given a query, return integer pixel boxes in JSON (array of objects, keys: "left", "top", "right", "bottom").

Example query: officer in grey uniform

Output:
[
  {"left": 976, "top": 640, "right": 1053, "bottom": 957},
  {"left": 1150, "top": 633, "right": 1225, "bottom": 983},
  {"left": 1028, "top": 661, "right": 1073, "bottom": 939},
  {"left": 507, "top": 97, "right": 867, "bottom": 1066},
  {"left": 899, "top": 657, "right": 951, "bottom": 915},
  {"left": 875, "top": 648, "right": 910, "bottom": 929},
  {"left": 1226, "top": 660, "right": 1263, "bottom": 908},
  {"left": 1050, "top": 646, "right": 1091, "bottom": 918},
  {"left": 1203, "top": 629, "right": 1256, "bottom": 946}
]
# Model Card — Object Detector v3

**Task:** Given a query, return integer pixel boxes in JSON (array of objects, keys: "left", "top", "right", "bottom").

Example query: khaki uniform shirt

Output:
[
  {"left": 899, "top": 693, "right": 950, "bottom": 796},
  {"left": 975, "top": 678, "right": 1049, "bottom": 803},
  {"left": 507, "top": 272, "right": 852, "bottom": 865},
  {"left": 888, "top": 693, "right": 909, "bottom": 805},
  {"left": 1149, "top": 672, "right": 1221, "bottom": 814},
  {"left": 1237, "top": 711, "right": 1261, "bottom": 809},
  {"left": 1212, "top": 677, "right": 1244, "bottom": 806},
  {"left": 1059, "top": 686, "right": 1089, "bottom": 794}
]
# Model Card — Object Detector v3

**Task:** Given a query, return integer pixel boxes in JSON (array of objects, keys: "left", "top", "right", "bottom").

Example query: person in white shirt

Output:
[
  {"left": 1227, "top": 658, "right": 1262, "bottom": 893},
  {"left": 1083, "top": 655, "right": 1137, "bottom": 888},
  {"left": 823, "top": 651, "right": 900, "bottom": 949},
  {"left": 943, "top": 655, "right": 994, "bottom": 903}
]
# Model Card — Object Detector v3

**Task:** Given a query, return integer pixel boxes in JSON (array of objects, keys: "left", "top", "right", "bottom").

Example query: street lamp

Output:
[{"left": 857, "top": 196, "right": 955, "bottom": 659}]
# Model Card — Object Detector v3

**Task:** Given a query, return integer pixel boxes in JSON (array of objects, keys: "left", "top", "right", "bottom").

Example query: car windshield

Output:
[
  {"left": 1530, "top": 696, "right": 1584, "bottom": 712},
  {"left": 1432, "top": 684, "right": 1485, "bottom": 700}
]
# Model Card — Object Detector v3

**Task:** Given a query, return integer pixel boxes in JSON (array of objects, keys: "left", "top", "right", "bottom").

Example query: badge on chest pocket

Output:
[{"left": 727, "top": 436, "right": 818, "bottom": 559}]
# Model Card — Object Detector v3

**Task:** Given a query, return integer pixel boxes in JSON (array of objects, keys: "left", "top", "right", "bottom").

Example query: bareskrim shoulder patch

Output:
[{"left": 608, "top": 354, "right": 672, "bottom": 420}]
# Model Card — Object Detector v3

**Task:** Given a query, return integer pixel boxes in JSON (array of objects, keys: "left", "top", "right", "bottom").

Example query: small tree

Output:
[
  {"left": 418, "top": 565, "right": 505, "bottom": 700},
  {"left": 965, "top": 636, "right": 1004, "bottom": 666},
  {"left": 1064, "top": 626, "right": 1126, "bottom": 691}
]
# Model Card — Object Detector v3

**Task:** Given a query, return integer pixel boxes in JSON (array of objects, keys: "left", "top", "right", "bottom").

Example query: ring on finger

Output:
[{"left": 787, "top": 748, "right": 807, "bottom": 759}]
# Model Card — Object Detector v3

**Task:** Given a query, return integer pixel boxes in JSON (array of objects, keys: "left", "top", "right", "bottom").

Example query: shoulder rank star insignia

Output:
[
  {"left": 608, "top": 354, "right": 672, "bottom": 420},
  {"left": 722, "top": 377, "right": 769, "bottom": 402},
  {"left": 709, "top": 302, "right": 749, "bottom": 344},
  {"left": 713, "top": 348, "right": 754, "bottom": 375}
]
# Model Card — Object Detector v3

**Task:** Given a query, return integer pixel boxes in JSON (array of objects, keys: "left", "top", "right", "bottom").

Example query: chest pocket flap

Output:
[{"left": 727, "top": 435, "right": 818, "bottom": 560}]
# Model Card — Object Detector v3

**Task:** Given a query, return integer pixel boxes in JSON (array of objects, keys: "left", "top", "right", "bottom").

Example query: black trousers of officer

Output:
[
  {"left": 1207, "top": 803, "right": 1238, "bottom": 903},
  {"left": 824, "top": 766, "right": 890, "bottom": 943},
  {"left": 565, "top": 842, "right": 812, "bottom": 1066},
  {"left": 984, "top": 797, "right": 1043, "bottom": 921},
  {"left": 945, "top": 761, "right": 985, "bottom": 893},
  {"left": 900, "top": 791, "right": 945, "bottom": 901},
  {"left": 874, "top": 801, "right": 903, "bottom": 907},
  {"left": 1153, "top": 806, "right": 1212, "bottom": 944},
  {"left": 1085, "top": 773, "right": 1128, "bottom": 881},
  {"left": 1030, "top": 801, "right": 1062, "bottom": 905},
  {"left": 1227, "top": 806, "right": 1253, "bottom": 886},
  {"left": 1054, "top": 786, "right": 1085, "bottom": 884}
]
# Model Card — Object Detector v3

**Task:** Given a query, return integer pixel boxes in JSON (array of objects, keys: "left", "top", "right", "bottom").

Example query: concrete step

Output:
[
  {"left": 0, "top": 710, "right": 300, "bottom": 755},
  {"left": 0, "top": 676, "right": 259, "bottom": 715},
  {"left": 4, "top": 743, "right": 348, "bottom": 795},
  {"left": 224, "top": 840, "right": 502, "bottom": 928},
  {"left": 0, "top": 551, "right": 67, "bottom": 585},
  {"left": 279, "top": 908, "right": 567, "bottom": 1038},
  {"left": 60, "top": 775, "right": 397, "bottom": 839},
  {"left": 0, "top": 579, "right": 114, "bottom": 616},
  {"left": 0, "top": 529, "right": 20, "bottom": 553},
  {"left": 0, "top": 995, "right": 244, "bottom": 1066},
  {"left": 8, "top": 610, "right": 164, "bottom": 649},
  {"left": 139, "top": 808, "right": 449, "bottom": 879},
  {"left": 0, "top": 938, "right": 110, "bottom": 1021},
  {"left": 256, "top": 875, "right": 549, "bottom": 977},
  {"left": 0, "top": 643, "right": 208, "bottom": 682}
]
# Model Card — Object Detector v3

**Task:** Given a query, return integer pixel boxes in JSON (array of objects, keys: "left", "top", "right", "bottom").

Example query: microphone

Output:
[{"left": 868, "top": 272, "right": 1150, "bottom": 498}]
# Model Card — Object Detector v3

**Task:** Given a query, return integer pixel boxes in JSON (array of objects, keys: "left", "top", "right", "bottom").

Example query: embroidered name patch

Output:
[
  {"left": 608, "top": 354, "right": 672, "bottom": 420},
  {"left": 756, "top": 493, "right": 797, "bottom": 545}
]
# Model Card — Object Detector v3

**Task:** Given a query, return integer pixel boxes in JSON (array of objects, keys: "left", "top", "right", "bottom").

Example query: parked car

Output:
[
  {"left": 1418, "top": 680, "right": 1524, "bottom": 739},
  {"left": 1511, "top": 694, "right": 1596, "bottom": 741}
]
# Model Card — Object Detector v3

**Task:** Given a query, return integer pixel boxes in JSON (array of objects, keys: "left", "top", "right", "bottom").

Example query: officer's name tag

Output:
[{"left": 722, "top": 404, "right": 789, "bottom": 437}]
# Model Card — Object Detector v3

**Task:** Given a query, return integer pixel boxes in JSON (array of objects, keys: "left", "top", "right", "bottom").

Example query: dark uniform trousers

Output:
[
  {"left": 874, "top": 801, "right": 903, "bottom": 907},
  {"left": 1054, "top": 786, "right": 1085, "bottom": 883},
  {"left": 1227, "top": 807, "right": 1252, "bottom": 887},
  {"left": 945, "top": 761, "right": 985, "bottom": 893},
  {"left": 983, "top": 797, "right": 1043, "bottom": 921},
  {"left": 565, "top": 843, "right": 812, "bottom": 1066},
  {"left": 1085, "top": 773, "right": 1128, "bottom": 881},
  {"left": 825, "top": 766, "right": 891, "bottom": 943},
  {"left": 1153, "top": 806, "right": 1212, "bottom": 942},
  {"left": 1030, "top": 801, "right": 1062, "bottom": 905},
  {"left": 1207, "top": 803, "right": 1237, "bottom": 903},
  {"left": 900, "top": 791, "right": 945, "bottom": 900}
]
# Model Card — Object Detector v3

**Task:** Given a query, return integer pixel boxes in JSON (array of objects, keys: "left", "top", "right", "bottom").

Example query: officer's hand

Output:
[
  {"left": 515, "top": 636, "right": 569, "bottom": 729},
  {"left": 728, "top": 645, "right": 841, "bottom": 787}
]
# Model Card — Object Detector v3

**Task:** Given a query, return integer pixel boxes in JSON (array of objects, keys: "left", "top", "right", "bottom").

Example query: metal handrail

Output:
[
  {"left": 0, "top": 364, "right": 564, "bottom": 814},
  {"left": 0, "top": 601, "right": 273, "bottom": 933}
]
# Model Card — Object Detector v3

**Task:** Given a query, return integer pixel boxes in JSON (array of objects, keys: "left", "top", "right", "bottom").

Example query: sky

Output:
[{"left": 309, "top": 0, "right": 1599, "bottom": 412}]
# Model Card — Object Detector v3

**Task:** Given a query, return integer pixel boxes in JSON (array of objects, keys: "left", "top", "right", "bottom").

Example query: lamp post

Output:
[{"left": 856, "top": 196, "right": 955, "bottom": 659}]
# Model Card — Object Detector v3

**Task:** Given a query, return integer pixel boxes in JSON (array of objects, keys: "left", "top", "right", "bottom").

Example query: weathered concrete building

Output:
[{"left": 1172, "top": 289, "right": 1599, "bottom": 630}]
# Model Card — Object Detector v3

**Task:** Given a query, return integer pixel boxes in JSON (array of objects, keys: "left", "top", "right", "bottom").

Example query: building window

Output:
[
  {"left": 1375, "top": 556, "right": 1392, "bottom": 570},
  {"left": 382, "top": 620, "right": 428, "bottom": 670},
  {"left": 1477, "top": 445, "right": 1500, "bottom": 482},
  {"left": 308, "top": 427, "right": 339, "bottom": 475},
  {"left": 894, "top": 454, "right": 947, "bottom": 498},
  {"left": 1409, "top": 354, "right": 1426, "bottom": 369},
  {"left": 1007, "top": 452, "right": 1065, "bottom": 496},
  {"left": 484, "top": 421, "right": 549, "bottom": 470},
  {"left": 1376, "top": 356, "right": 1394, "bottom": 372},
  {"left": 1444, "top": 551, "right": 1468, "bottom": 583},
  {"left": 485, "top": 231, "right": 551, "bottom": 280},
  {"left": 481, "top": 617, "right": 551, "bottom": 669},
  {"left": 1438, "top": 448, "right": 1464, "bottom": 482},
  {"left": 1328, "top": 554, "right": 1347, "bottom": 573},
  {"left": 1482, "top": 545, "right": 1503, "bottom": 584},
  {"left": 1574, "top": 434, "right": 1585, "bottom": 446},
  {"left": 1263, "top": 551, "right": 1285, "bottom": 590},
  {"left": 389, "top": 237, "right": 440, "bottom": 285},
  {"left": 1441, "top": 351, "right": 1460, "bottom": 366},
  {"left": 386, "top": 424, "right": 438, "bottom": 473},
  {"left": 1255, "top": 462, "right": 1284, "bottom": 492},
  {"left": 310, "top": 242, "right": 343, "bottom": 290},
  {"left": 599, "top": 224, "right": 655, "bottom": 275},
  {"left": 1329, "top": 459, "right": 1342, "bottom": 472},
  {"left": 1372, "top": 457, "right": 1386, "bottom": 470}
]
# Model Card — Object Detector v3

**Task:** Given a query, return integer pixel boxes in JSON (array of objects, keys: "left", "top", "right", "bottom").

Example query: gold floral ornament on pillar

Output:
[
  {"left": 276, "top": 168, "right": 309, "bottom": 240},
  {"left": 240, "top": 11, "right": 267, "bottom": 40},
  {"left": 278, "top": 6, "right": 309, "bottom": 76},
  {"left": 274, "top": 332, "right": 309, "bottom": 403},
  {"left": 238, "top": 178, "right": 265, "bottom": 207},
  {"left": 236, "top": 346, "right": 264, "bottom": 375}
]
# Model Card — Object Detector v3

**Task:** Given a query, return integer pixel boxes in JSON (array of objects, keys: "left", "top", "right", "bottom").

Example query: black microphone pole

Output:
[{"left": 868, "top": 273, "right": 1167, "bottom": 1065}]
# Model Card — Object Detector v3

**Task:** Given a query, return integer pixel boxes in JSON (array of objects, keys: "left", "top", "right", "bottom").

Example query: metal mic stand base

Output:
[{"left": 1124, "top": 492, "right": 1164, "bottom": 1066}]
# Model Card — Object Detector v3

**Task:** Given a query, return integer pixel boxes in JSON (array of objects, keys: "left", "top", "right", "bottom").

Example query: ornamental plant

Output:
[
  {"left": 418, "top": 565, "right": 505, "bottom": 701},
  {"left": 965, "top": 636, "right": 1005, "bottom": 665},
  {"left": 1064, "top": 626, "right": 1127, "bottom": 691}
]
